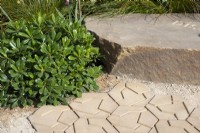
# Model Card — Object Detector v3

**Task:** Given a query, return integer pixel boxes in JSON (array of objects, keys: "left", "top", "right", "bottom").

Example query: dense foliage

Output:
[{"left": 0, "top": 13, "right": 101, "bottom": 108}]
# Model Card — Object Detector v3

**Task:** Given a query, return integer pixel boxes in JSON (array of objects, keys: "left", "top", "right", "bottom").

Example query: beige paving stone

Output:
[
  {"left": 64, "top": 126, "right": 75, "bottom": 133},
  {"left": 36, "top": 131, "right": 53, "bottom": 133},
  {"left": 143, "top": 91, "right": 155, "bottom": 99},
  {"left": 135, "top": 98, "right": 153, "bottom": 106},
  {"left": 188, "top": 108, "right": 200, "bottom": 118},
  {"left": 52, "top": 123, "right": 69, "bottom": 132},
  {"left": 118, "top": 89, "right": 146, "bottom": 106},
  {"left": 172, "top": 95, "right": 184, "bottom": 103},
  {"left": 75, "top": 110, "right": 110, "bottom": 119},
  {"left": 126, "top": 82, "right": 150, "bottom": 94},
  {"left": 58, "top": 110, "right": 78, "bottom": 126},
  {"left": 187, "top": 108, "right": 200, "bottom": 131},
  {"left": 135, "top": 125, "right": 151, "bottom": 133},
  {"left": 114, "top": 125, "right": 135, "bottom": 133},
  {"left": 184, "top": 101, "right": 195, "bottom": 114},
  {"left": 54, "top": 131, "right": 65, "bottom": 133},
  {"left": 112, "top": 105, "right": 146, "bottom": 117},
  {"left": 169, "top": 120, "right": 199, "bottom": 133},
  {"left": 156, "top": 120, "right": 169, "bottom": 127},
  {"left": 33, "top": 106, "right": 69, "bottom": 116},
  {"left": 149, "top": 95, "right": 172, "bottom": 106},
  {"left": 146, "top": 104, "right": 176, "bottom": 120},
  {"left": 74, "top": 96, "right": 92, "bottom": 104},
  {"left": 158, "top": 102, "right": 189, "bottom": 120},
  {"left": 32, "top": 123, "right": 53, "bottom": 133},
  {"left": 99, "top": 96, "right": 118, "bottom": 113},
  {"left": 81, "top": 93, "right": 108, "bottom": 99},
  {"left": 109, "top": 82, "right": 126, "bottom": 102},
  {"left": 187, "top": 117, "right": 200, "bottom": 131},
  {"left": 29, "top": 110, "right": 62, "bottom": 127},
  {"left": 108, "top": 112, "right": 140, "bottom": 129},
  {"left": 89, "top": 118, "right": 118, "bottom": 133},
  {"left": 156, "top": 124, "right": 186, "bottom": 133},
  {"left": 74, "top": 118, "right": 105, "bottom": 133},
  {"left": 138, "top": 111, "right": 158, "bottom": 128},
  {"left": 149, "top": 127, "right": 157, "bottom": 133},
  {"left": 70, "top": 98, "right": 101, "bottom": 115}
]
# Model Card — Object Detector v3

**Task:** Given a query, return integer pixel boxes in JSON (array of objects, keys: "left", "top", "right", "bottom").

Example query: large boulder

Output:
[{"left": 85, "top": 14, "right": 200, "bottom": 85}]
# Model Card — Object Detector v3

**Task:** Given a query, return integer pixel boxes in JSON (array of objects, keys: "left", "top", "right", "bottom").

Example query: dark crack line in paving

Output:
[
  {"left": 144, "top": 105, "right": 159, "bottom": 133},
  {"left": 68, "top": 104, "right": 80, "bottom": 119},
  {"left": 107, "top": 93, "right": 120, "bottom": 106},
  {"left": 106, "top": 117, "right": 120, "bottom": 133}
]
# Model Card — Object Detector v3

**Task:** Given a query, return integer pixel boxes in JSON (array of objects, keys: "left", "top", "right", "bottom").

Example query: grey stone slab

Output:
[
  {"left": 86, "top": 14, "right": 200, "bottom": 49},
  {"left": 86, "top": 14, "right": 200, "bottom": 85}
]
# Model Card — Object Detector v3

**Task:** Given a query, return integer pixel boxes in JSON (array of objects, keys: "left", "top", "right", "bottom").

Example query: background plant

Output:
[
  {"left": 0, "top": 0, "right": 68, "bottom": 31},
  {"left": 0, "top": 13, "right": 102, "bottom": 108},
  {"left": 81, "top": 0, "right": 200, "bottom": 16}
]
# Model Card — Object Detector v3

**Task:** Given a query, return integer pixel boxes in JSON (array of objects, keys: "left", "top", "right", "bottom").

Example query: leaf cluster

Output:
[{"left": 0, "top": 13, "right": 102, "bottom": 108}]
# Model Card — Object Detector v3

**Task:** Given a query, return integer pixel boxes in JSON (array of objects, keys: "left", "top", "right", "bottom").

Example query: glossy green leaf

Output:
[
  {"left": 0, "top": 74, "right": 8, "bottom": 82},
  {"left": 68, "top": 55, "right": 76, "bottom": 61}
]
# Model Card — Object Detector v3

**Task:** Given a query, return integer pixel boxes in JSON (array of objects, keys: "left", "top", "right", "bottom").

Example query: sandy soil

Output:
[
  {"left": 0, "top": 74, "right": 200, "bottom": 133},
  {"left": 0, "top": 107, "right": 36, "bottom": 133}
]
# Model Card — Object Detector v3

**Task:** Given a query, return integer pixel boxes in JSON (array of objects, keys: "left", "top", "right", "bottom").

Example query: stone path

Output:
[{"left": 29, "top": 81, "right": 200, "bottom": 133}]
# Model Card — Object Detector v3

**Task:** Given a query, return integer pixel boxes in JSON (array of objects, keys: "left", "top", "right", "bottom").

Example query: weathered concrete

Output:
[{"left": 85, "top": 14, "right": 200, "bottom": 85}]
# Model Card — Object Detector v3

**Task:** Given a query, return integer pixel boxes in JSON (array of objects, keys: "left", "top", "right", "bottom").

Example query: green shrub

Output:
[{"left": 0, "top": 13, "right": 102, "bottom": 108}]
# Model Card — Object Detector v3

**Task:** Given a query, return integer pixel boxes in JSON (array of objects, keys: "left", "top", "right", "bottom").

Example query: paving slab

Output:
[
  {"left": 187, "top": 108, "right": 200, "bottom": 131},
  {"left": 126, "top": 82, "right": 150, "bottom": 94},
  {"left": 169, "top": 120, "right": 199, "bottom": 133},
  {"left": 158, "top": 102, "right": 189, "bottom": 120},
  {"left": 89, "top": 118, "right": 118, "bottom": 133},
  {"left": 85, "top": 14, "right": 200, "bottom": 85},
  {"left": 138, "top": 111, "right": 158, "bottom": 128},
  {"left": 64, "top": 126, "right": 75, "bottom": 133},
  {"left": 58, "top": 110, "right": 78, "bottom": 126},
  {"left": 28, "top": 81, "right": 200, "bottom": 133}
]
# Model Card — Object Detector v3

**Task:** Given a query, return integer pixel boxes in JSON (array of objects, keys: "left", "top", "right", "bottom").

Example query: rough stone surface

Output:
[
  {"left": 85, "top": 14, "right": 200, "bottom": 85},
  {"left": 29, "top": 81, "right": 200, "bottom": 133}
]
